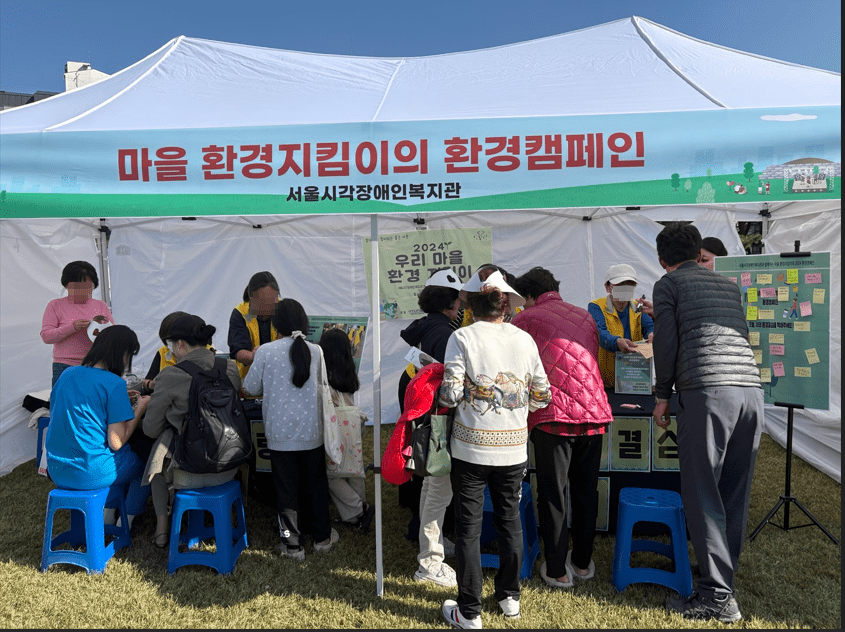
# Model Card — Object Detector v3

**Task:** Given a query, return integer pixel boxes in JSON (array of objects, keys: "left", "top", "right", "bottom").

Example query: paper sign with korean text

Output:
[
  {"left": 652, "top": 418, "right": 680, "bottom": 472},
  {"left": 609, "top": 417, "right": 651, "bottom": 472}
]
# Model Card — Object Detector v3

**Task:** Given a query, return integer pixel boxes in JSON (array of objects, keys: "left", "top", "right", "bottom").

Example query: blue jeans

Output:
[{"left": 52, "top": 362, "right": 72, "bottom": 387}]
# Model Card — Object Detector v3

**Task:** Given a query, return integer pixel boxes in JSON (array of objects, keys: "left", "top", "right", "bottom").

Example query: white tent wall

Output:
[
  {"left": 763, "top": 202, "right": 841, "bottom": 482},
  {"left": 0, "top": 219, "right": 103, "bottom": 474},
  {"left": 1, "top": 204, "right": 840, "bottom": 481}
]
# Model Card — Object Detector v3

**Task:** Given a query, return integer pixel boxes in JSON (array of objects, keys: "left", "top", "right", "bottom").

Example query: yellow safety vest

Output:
[
  {"left": 158, "top": 345, "right": 177, "bottom": 372},
  {"left": 590, "top": 295, "right": 643, "bottom": 389},
  {"left": 234, "top": 301, "right": 279, "bottom": 381}
]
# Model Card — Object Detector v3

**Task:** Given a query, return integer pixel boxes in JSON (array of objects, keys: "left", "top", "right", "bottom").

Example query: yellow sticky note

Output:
[
  {"left": 786, "top": 269, "right": 799, "bottom": 284},
  {"left": 758, "top": 310, "right": 775, "bottom": 320},
  {"left": 747, "top": 287, "right": 758, "bottom": 303},
  {"left": 805, "top": 348, "right": 820, "bottom": 365},
  {"left": 794, "top": 321, "right": 811, "bottom": 332},
  {"left": 753, "top": 349, "right": 763, "bottom": 364},
  {"left": 746, "top": 306, "right": 757, "bottom": 320},
  {"left": 813, "top": 288, "right": 826, "bottom": 304},
  {"left": 794, "top": 366, "right": 811, "bottom": 378},
  {"left": 768, "top": 333, "right": 785, "bottom": 344},
  {"left": 748, "top": 332, "right": 760, "bottom": 346},
  {"left": 759, "top": 367, "right": 772, "bottom": 383},
  {"left": 756, "top": 274, "right": 772, "bottom": 285},
  {"left": 778, "top": 287, "right": 790, "bottom": 301}
]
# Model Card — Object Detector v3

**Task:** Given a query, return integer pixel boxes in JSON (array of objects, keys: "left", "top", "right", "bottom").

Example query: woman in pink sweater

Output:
[{"left": 41, "top": 261, "right": 114, "bottom": 386}]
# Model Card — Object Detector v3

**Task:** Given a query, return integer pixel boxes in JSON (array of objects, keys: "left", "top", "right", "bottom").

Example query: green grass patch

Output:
[{"left": 0, "top": 433, "right": 839, "bottom": 628}]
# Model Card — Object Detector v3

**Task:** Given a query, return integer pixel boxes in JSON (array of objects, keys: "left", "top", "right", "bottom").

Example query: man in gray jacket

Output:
[{"left": 652, "top": 223, "right": 763, "bottom": 623}]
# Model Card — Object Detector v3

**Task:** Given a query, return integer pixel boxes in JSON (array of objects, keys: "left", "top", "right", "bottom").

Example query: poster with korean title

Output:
[
  {"left": 715, "top": 252, "right": 830, "bottom": 409},
  {"left": 363, "top": 227, "right": 492, "bottom": 321}
]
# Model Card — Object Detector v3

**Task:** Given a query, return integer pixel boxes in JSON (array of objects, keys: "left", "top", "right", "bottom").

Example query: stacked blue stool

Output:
[
  {"left": 479, "top": 481, "right": 540, "bottom": 580},
  {"left": 41, "top": 485, "right": 131, "bottom": 574},
  {"left": 168, "top": 480, "right": 247, "bottom": 575},
  {"left": 612, "top": 487, "right": 693, "bottom": 597}
]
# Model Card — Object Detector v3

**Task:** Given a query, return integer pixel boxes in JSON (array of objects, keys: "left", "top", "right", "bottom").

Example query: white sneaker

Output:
[
  {"left": 540, "top": 561, "right": 573, "bottom": 588},
  {"left": 498, "top": 596, "right": 520, "bottom": 619},
  {"left": 415, "top": 562, "right": 457, "bottom": 587},
  {"left": 313, "top": 528, "right": 340, "bottom": 553},
  {"left": 279, "top": 545, "right": 305, "bottom": 562},
  {"left": 442, "top": 599, "right": 482, "bottom": 629},
  {"left": 565, "top": 550, "right": 595, "bottom": 581}
]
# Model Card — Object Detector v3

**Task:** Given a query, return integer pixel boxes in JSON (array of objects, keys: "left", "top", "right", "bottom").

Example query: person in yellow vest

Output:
[
  {"left": 588, "top": 264, "right": 654, "bottom": 389},
  {"left": 140, "top": 311, "right": 189, "bottom": 394},
  {"left": 228, "top": 271, "right": 282, "bottom": 381}
]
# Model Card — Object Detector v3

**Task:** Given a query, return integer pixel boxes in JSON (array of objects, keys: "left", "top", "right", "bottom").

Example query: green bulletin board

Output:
[{"left": 715, "top": 252, "right": 830, "bottom": 410}]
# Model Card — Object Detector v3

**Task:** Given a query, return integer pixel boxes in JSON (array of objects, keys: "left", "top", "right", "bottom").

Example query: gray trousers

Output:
[{"left": 677, "top": 385, "right": 763, "bottom": 598}]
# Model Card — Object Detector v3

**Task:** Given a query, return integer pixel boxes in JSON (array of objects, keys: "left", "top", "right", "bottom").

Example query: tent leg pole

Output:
[
  {"left": 98, "top": 219, "right": 112, "bottom": 310},
  {"left": 370, "top": 214, "right": 384, "bottom": 598}
]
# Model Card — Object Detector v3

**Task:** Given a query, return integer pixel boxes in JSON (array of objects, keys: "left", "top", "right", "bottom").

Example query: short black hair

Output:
[
  {"left": 243, "top": 271, "right": 280, "bottom": 303},
  {"left": 272, "top": 298, "right": 312, "bottom": 388},
  {"left": 158, "top": 311, "right": 189, "bottom": 346},
  {"left": 81, "top": 324, "right": 139, "bottom": 376},
  {"left": 656, "top": 222, "right": 703, "bottom": 266},
  {"left": 319, "top": 328, "right": 359, "bottom": 394},
  {"left": 61, "top": 260, "right": 99, "bottom": 288},
  {"left": 417, "top": 285, "right": 459, "bottom": 314},
  {"left": 513, "top": 267, "right": 559, "bottom": 300},
  {"left": 702, "top": 236, "right": 728, "bottom": 257}
]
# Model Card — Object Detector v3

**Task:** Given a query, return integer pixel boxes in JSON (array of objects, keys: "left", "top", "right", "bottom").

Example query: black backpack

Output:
[{"left": 171, "top": 358, "right": 253, "bottom": 474}]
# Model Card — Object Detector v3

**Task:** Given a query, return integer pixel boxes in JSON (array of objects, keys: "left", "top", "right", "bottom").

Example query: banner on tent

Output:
[
  {"left": 363, "top": 227, "right": 492, "bottom": 320},
  {"left": 1, "top": 106, "right": 840, "bottom": 217},
  {"left": 715, "top": 252, "right": 830, "bottom": 410}
]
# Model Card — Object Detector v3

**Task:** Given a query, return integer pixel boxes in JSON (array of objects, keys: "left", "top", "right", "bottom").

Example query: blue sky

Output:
[{"left": 0, "top": 0, "right": 840, "bottom": 94}]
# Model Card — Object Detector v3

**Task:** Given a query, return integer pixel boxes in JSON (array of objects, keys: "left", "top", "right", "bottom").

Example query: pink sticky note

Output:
[
  {"left": 799, "top": 301, "right": 812, "bottom": 317},
  {"left": 760, "top": 287, "right": 777, "bottom": 298},
  {"left": 773, "top": 362, "right": 785, "bottom": 377},
  {"left": 740, "top": 273, "right": 752, "bottom": 287},
  {"left": 769, "top": 344, "right": 785, "bottom": 355},
  {"left": 805, "top": 273, "right": 822, "bottom": 284}
]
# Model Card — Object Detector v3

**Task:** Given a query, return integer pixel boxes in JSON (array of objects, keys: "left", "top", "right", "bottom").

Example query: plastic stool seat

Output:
[
  {"left": 479, "top": 481, "right": 539, "bottom": 580},
  {"left": 41, "top": 485, "right": 130, "bottom": 574},
  {"left": 168, "top": 480, "right": 247, "bottom": 575},
  {"left": 612, "top": 487, "right": 693, "bottom": 597}
]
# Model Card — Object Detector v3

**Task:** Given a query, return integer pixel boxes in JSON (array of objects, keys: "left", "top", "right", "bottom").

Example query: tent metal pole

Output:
[
  {"left": 370, "top": 214, "right": 384, "bottom": 598},
  {"left": 97, "top": 219, "right": 112, "bottom": 310}
]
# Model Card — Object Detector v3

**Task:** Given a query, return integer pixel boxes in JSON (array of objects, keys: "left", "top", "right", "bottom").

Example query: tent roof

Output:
[{"left": 2, "top": 16, "right": 840, "bottom": 134}]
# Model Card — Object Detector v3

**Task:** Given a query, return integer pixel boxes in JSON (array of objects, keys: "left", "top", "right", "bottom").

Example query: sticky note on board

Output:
[
  {"left": 773, "top": 362, "right": 785, "bottom": 377},
  {"left": 786, "top": 269, "right": 799, "bottom": 284},
  {"left": 778, "top": 287, "right": 790, "bottom": 301},
  {"left": 760, "top": 287, "right": 777, "bottom": 298},
  {"left": 813, "top": 288, "right": 825, "bottom": 304},
  {"left": 741, "top": 273, "right": 752, "bottom": 287},
  {"left": 805, "top": 273, "right": 822, "bottom": 284},
  {"left": 758, "top": 310, "right": 775, "bottom": 320},
  {"left": 794, "top": 366, "right": 811, "bottom": 378},
  {"left": 759, "top": 367, "right": 772, "bottom": 383},
  {"left": 756, "top": 274, "right": 773, "bottom": 285},
  {"left": 805, "top": 348, "right": 820, "bottom": 365},
  {"left": 768, "top": 333, "right": 785, "bottom": 344},
  {"left": 794, "top": 321, "right": 811, "bottom": 332},
  {"left": 799, "top": 301, "right": 812, "bottom": 317},
  {"left": 753, "top": 349, "right": 763, "bottom": 364},
  {"left": 748, "top": 332, "right": 760, "bottom": 346},
  {"left": 747, "top": 288, "right": 758, "bottom": 303},
  {"left": 746, "top": 306, "right": 758, "bottom": 320},
  {"left": 769, "top": 345, "right": 785, "bottom": 356}
]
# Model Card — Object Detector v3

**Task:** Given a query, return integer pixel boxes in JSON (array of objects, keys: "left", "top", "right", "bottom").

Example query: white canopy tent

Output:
[{"left": 1, "top": 16, "right": 840, "bottom": 595}]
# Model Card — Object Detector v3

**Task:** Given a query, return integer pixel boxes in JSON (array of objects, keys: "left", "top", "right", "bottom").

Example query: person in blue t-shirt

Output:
[{"left": 46, "top": 324, "right": 151, "bottom": 527}]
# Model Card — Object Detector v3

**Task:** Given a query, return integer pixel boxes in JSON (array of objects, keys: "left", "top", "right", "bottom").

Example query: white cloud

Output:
[{"left": 760, "top": 113, "right": 818, "bottom": 122}]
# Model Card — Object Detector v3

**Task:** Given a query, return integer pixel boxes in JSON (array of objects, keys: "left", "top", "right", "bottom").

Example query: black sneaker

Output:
[
  {"left": 665, "top": 592, "right": 742, "bottom": 623},
  {"left": 356, "top": 503, "right": 376, "bottom": 533}
]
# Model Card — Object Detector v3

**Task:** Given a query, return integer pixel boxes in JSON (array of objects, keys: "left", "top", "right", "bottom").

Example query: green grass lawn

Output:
[{"left": 0, "top": 432, "right": 840, "bottom": 629}]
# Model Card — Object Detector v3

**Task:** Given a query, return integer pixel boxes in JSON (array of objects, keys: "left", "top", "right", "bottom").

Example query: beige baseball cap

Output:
[{"left": 605, "top": 264, "right": 637, "bottom": 285}]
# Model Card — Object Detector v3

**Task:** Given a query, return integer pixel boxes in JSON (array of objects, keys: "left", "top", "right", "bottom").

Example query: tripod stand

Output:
[{"left": 749, "top": 401, "right": 838, "bottom": 544}]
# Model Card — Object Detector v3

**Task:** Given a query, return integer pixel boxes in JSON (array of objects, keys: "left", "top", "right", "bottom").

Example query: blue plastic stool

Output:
[
  {"left": 167, "top": 480, "right": 247, "bottom": 575},
  {"left": 479, "top": 481, "right": 540, "bottom": 580},
  {"left": 612, "top": 487, "right": 693, "bottom": 597},
  {"left": 35, "top": 416, "right": 50, "bottom": 470},
  {"left": 41, "top": 485, "right": 130, "bottom": 574}
]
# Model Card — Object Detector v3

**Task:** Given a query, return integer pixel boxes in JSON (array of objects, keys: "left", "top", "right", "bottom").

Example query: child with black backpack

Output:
[
  {"left": 142, "top": 314, "right": 247, "bottom": 548},
  {"left": 243, "top": 299, "right": 340, "bottom": 561}
]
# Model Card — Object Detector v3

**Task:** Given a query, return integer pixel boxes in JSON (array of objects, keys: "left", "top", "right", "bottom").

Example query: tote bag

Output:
[
  {"left": 408, "top": 404, "right": 454, "bottom": 477},
  {"left": 326, "top": 389, "right": 366, "bottom": 478}
]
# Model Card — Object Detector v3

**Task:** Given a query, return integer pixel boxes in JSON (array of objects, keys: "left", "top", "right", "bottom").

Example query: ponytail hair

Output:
[
  {"left": 467, "top": 287, "right": 505, "bottom": 321},
  {"left": 272, "top": 298, "right": 311, "bottom": 388},
  {"left": 167, "top": 314, "right": 216, "bottom": 348}
]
